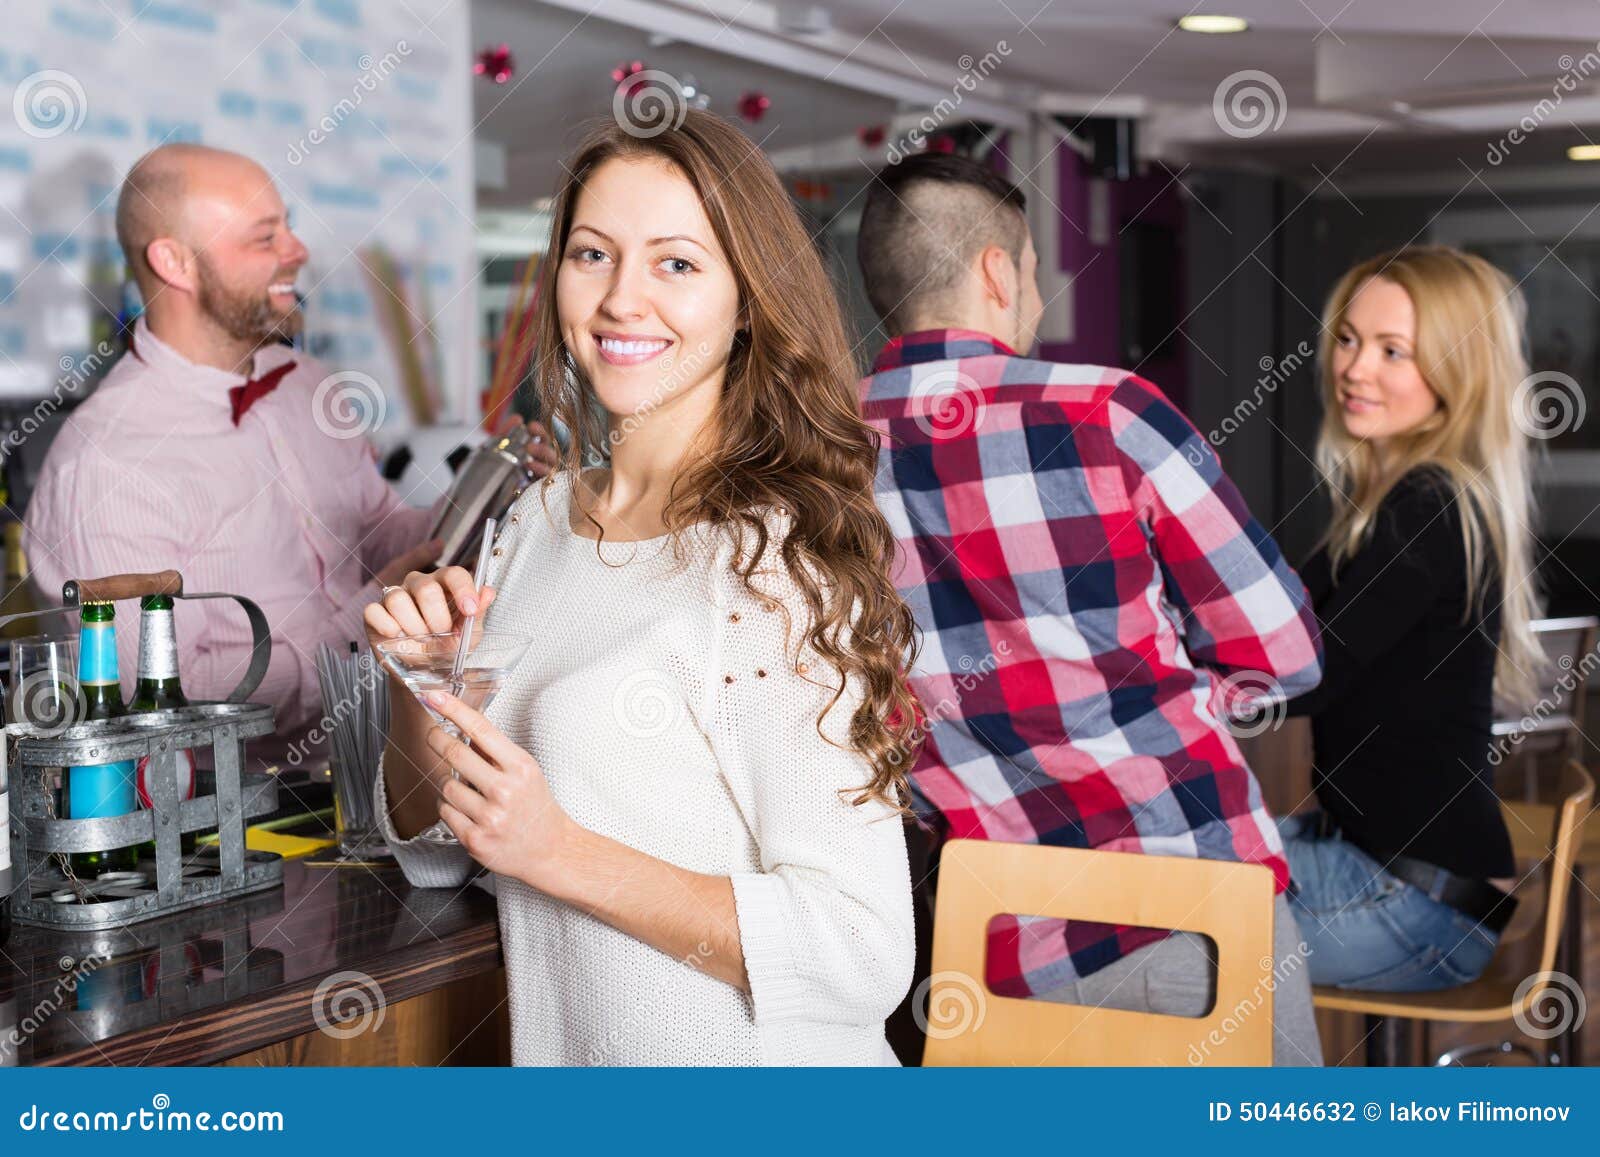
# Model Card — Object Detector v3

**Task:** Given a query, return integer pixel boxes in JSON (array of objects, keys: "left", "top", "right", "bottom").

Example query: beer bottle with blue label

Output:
[
  {"left": 67, "top": 600, "right": 137, "bottom": 876},
  {"left": 131, "top": 593, "right": 197, "bottom": 862}
]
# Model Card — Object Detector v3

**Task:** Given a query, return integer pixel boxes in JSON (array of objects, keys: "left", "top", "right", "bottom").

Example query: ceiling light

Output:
[
  {"left": 1568, "top": 144, "right": 1600, "bottom": 161},
  {"left": 1178, "top": 15, "right": 1250, "bottom": 33}
]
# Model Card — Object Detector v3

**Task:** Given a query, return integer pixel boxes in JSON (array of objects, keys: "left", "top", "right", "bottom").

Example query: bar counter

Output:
[{"left": 2, "top": 858, "right": 509, "bottom": 1066}]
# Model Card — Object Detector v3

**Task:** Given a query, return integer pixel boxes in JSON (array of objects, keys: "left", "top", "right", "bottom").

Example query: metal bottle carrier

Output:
[{"left": 4, "top": 569, "right": 283, "bottom": 930}]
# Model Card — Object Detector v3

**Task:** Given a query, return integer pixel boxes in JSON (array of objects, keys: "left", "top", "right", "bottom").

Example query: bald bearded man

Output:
[{"left": 25, "top": 143, "right": 555, "bottom": 769}]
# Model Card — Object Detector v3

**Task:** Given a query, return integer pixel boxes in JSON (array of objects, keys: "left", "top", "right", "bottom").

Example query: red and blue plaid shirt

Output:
[{"left": 861, "top": 330, "right": 1322, "bottom": 997}]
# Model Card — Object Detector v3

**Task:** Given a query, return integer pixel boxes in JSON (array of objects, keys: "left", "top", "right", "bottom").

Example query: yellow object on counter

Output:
[
  {"left": 196, "top": 807, "right": 338, "bottom": 860},
  {"left": 243, "top": 829, "right": 338, "bottom": 858}
]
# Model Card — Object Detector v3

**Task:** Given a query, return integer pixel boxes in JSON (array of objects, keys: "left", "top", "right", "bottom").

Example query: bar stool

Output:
[
  {"left": 1449, "top": 788, "right": 1600, "bottom": 1066},
  {"left": 1489, "top": 616, "right": 1598, "bottom": 1062},
  {"left": 923, "top": 839, "right": 1280, "bottom": 1065},
  {"left": 1311, "top": 761, "right": 1593, "bottom": 1065}
]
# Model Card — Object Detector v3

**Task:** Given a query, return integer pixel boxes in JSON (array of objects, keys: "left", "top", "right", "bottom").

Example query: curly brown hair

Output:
[{"left": 529, "top": 109, "right": 922, "bottom": 807}]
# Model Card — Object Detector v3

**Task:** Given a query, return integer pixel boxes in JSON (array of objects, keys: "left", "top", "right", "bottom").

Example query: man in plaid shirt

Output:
[{"left": 857, "top": 153, "right": 1325, "bottom": 1064}]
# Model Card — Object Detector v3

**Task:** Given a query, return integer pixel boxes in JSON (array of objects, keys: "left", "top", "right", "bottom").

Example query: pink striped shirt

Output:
[{"left": 23, "top": 318, "right": 433, "bottom": 765}]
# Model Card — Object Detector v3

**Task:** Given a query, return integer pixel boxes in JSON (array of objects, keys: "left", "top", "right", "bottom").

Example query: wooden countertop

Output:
[{"left": 1, "top": 857, "right": 501, "bottom": 1066}]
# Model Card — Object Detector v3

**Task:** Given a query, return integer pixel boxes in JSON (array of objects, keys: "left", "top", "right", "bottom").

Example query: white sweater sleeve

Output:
[
  {"left": 373, "top": 754, "right": 483, "bottom": 889},
  {"left": 704, "top": 564, "right": 915, "bottom": 1029}
]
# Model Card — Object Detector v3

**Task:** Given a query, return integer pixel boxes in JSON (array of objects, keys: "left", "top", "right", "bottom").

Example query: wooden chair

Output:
[
  {"left": 922, "top": 839, "right": 1280, "bottom": 1066},
  {"left": 1469, "top": 614, "right": 1593, "bottom": 1062},
  {"left": 1312, "top": 761, "right": 1593, "bottom": 1065}
]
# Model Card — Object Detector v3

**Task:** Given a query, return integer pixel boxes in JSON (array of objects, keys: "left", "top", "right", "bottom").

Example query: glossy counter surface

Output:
[{"left": 0, "top": 858, "right": 501, "bottom": 1066}]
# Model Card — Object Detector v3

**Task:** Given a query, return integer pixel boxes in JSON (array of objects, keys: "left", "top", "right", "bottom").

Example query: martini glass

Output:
[{"left": 375, "top": 630, "right": 533, "bottom": 845}]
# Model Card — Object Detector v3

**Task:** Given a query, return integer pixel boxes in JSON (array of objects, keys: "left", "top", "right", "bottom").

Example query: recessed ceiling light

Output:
[
  {"left": 1178, "top": 15, "right": 1250, "bottom": 33},
  {"left": 1568, "top": 144, "right": 1600, "bottom": 161}
]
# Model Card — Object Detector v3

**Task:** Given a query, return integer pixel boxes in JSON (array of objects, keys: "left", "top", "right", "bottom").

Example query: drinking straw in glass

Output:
[{"left": 449, "top": 517, "right": 497, "bottom": 699}]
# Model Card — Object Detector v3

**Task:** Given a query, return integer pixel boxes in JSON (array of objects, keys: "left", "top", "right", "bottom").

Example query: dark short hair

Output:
[{"left": 856, "top": 152, "right": 1028, "bottom": 334}]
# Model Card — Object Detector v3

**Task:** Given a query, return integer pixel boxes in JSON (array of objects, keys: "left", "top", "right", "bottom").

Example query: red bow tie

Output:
[{"left": 228, "top": 361, "right": 297, "bottom": 425}]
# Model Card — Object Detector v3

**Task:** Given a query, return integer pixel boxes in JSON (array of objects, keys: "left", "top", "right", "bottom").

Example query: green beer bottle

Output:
[
  {"left": 67, "top": 601, "right": 137, "bottom": 876},
  {"left": 130, "top": 594, "right": 197, "bottom": 863}
]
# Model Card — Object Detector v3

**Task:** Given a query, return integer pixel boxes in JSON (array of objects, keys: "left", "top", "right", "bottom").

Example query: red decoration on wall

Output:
[
  {"left": 790, "top": 179, "right": 833, "bottom": 201},
  {"left": 736, "top": 91, "right": 771, "bottom": 122},
  {"left": 857, "top": 124, "right": 887, "bottom": 148},
  {"left": 926, "top": 133, "right": 957, "bottom": 154},
  {"left": 474, "top": 43, "right": 515, "bottom": 85},
  {"left": 611, "top": 60, "right": 648, "bottom": 96}
]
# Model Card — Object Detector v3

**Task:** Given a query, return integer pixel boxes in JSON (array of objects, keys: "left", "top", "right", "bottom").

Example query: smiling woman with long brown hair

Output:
[{"left": 366, "top": 108, "right": 920, "bottom": 1065}]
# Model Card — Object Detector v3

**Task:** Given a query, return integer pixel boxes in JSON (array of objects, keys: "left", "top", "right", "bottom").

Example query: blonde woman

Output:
[
  {"left": 1282, "top": 245, "right": 1541, "bottom": 991},
  {"left": 366, "top": 109, "right": 920, "bottom": 1064}
]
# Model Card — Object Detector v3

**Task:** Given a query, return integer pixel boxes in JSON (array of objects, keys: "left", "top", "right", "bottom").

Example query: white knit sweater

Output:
[{"left": 374, "top": 471, "right": 914, "bottom": 1066}]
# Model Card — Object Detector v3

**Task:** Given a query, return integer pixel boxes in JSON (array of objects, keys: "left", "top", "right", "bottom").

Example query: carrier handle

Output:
[
  {"left": 8, "top": 571, "right": 276, "bottom": 704},
  {"left": 64, "top": 569, "right": 184, "bottom": 605}
]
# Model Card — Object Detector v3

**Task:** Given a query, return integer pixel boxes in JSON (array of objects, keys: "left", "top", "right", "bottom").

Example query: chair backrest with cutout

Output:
[{"left": 923, "top": 840, "right": 1278, "bottom": 1066}]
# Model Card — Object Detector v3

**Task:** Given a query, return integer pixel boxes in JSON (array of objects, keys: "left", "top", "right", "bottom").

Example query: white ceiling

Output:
[
  {"left": 821, "top": 0, "right": 1600, "bottom": 100},
  {"left": 472, "top": 0, "right": 1600, "bottom": 200},
  {"left": 471, "top": 0, "right": 897, "bottom": 206}
]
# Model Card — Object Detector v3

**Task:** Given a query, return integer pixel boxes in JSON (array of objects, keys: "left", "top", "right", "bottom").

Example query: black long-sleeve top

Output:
[{"left": 1285, "top": 466, "right": 1514, "bottom": 879}]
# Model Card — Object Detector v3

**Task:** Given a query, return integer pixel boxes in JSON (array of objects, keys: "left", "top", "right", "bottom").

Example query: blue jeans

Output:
[{"left": 1276, "top": 814, "right": 1499, "bottom": 992}]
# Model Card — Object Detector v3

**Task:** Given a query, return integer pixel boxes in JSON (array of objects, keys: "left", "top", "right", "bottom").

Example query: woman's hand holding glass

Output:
[
  {"left": 419, "top": 690, "right": 575, "bottom": 888},
  {"left": 364, "top": 564, "right": 496, "bottom": 645},
  {"left": 363, "top": 566, "right": 498, "bottom": 842}
]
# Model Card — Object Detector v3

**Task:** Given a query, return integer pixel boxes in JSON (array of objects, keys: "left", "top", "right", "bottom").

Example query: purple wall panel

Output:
[{"left": 1034, "top": 149, "right": 1188, "bottom": 411}]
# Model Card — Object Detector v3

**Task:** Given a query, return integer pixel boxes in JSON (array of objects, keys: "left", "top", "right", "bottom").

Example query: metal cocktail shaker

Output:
[{"left": 426, "top": 426, "right": 534, "bottom": 568}]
